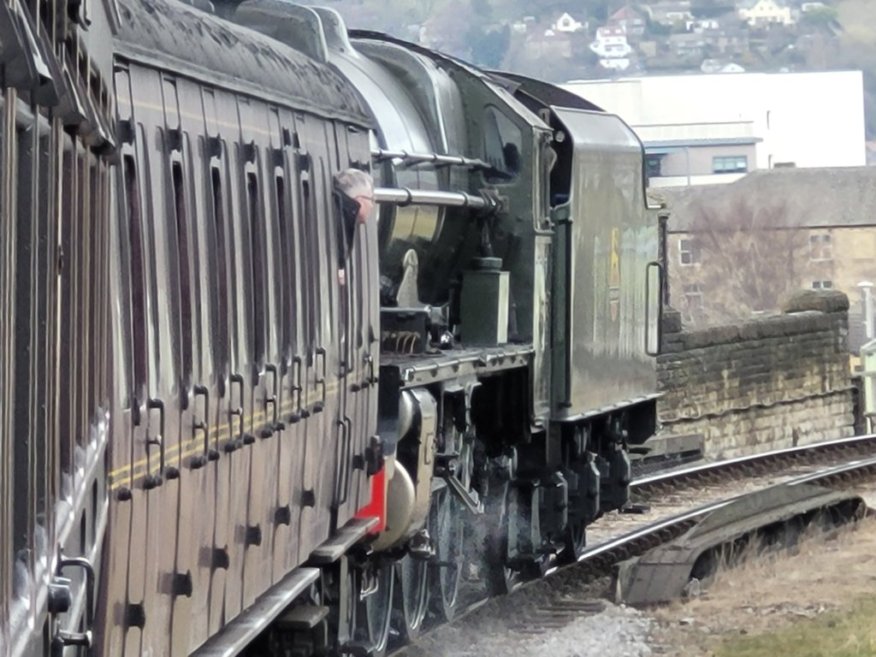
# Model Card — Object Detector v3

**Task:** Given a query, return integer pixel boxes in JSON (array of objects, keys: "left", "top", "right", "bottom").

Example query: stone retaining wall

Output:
[{"left": 656, "top": 290, "right": 855, "bottom": 458}]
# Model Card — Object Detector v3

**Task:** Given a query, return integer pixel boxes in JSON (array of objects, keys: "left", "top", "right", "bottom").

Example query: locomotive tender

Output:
[{"left": 0, "top": 0, "right": 662, "bottom": 656}]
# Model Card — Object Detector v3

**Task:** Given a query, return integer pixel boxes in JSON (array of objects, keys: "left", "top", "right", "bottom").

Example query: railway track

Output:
[
  {"left": 390, "top": 434, "right": 876, "bottom": 656},
  {"left": 586, "top": 433, "right": 876, "bottom": 553}
]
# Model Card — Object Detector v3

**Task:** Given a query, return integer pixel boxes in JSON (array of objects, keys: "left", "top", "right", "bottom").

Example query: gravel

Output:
[
  {"left": 504, "top": 604, "right": 653, "bottom": 657},
  {"left": 403, "top": 602, "right": 653, "bottom": 657}
]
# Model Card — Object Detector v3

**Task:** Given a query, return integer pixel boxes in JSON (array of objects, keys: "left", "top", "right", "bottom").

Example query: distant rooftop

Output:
[{"left": 660, "top": 167, "right": 876, "bottom": 231}]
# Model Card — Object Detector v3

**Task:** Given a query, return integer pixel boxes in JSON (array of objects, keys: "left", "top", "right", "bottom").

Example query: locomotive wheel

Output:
[
  {"left": 430, "top": 439, "right": 471, "bottom": 621},
  {"left": 430, "top": 486, "right": 464, "bottom": 621},
  {"left": 357, "top": 560, "right": 394, "bottom": 656},
  {"left": 393, "top": 553, "right": 429, "bottom": 641},
  {"left": 484, "top": 481, "right": 527, "bottom": 595},
  {"left": 562, "top": 520, "right": 587, "bottom": 564}
]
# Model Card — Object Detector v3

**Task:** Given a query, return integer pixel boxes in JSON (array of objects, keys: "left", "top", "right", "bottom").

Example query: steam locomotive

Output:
[{"left": 0, "top": 0, "right": 662, "bottom": 656}]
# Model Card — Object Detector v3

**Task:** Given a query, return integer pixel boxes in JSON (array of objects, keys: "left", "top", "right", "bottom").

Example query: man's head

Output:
[{"left": 334, "top": 168, "right": 375, "bottom": 224}]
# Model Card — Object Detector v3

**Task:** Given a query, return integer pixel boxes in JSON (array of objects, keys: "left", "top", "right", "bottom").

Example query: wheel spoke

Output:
[
  {"left": 430, "top": 488, "right": 465, "bottom": 621},
  {"left": 562, "top": 520, "right": 587, "bottom": 564},
  {"left": 393, "top": 554, "right": 429, "bottom": 641},
  {"left": 359, "top": 561, "right": 394, "bottom": 656},
  {"left": 484, "top": 480, "right": 527, "bottom": 595}
]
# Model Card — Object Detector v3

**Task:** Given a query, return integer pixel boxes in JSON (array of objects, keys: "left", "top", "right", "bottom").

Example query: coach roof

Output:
[{"left": 115, "top": 0, "right": 371, "bottom": 125}]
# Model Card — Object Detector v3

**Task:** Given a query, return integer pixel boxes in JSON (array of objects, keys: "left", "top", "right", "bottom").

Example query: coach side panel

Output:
[{"left": 103, "top": 56, "right": 377, "bottom": 656}]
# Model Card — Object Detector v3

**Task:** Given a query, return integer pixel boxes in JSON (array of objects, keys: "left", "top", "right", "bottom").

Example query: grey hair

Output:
[{"left": 334, "top": 168, "right": 374, "bottom": 200}]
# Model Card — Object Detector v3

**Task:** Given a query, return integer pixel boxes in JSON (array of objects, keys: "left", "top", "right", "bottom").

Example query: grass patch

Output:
[{"left": 713, "top": 598, "right": 876, "bottom": 657}]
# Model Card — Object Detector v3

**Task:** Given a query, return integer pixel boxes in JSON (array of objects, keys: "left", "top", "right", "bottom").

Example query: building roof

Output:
[
  {"left": 646, "top": 136, "right": 760, "bottom": 149},
  {"left": 737, "top": 0, "right": 789, "bottom": 9},
  {"left": 660, "top": 167, "right": 876, "bottom": 231},
  {"left": 610, "top": 5, "right": 645, "bottom": 22}
]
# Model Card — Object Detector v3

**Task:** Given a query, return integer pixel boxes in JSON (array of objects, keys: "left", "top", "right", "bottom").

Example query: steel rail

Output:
[
  {"left": 632, "top": 433, "right": 876, "bottom": 496},
  {"left": 389, "top": 436, "right": 876, "bottom": 656}
]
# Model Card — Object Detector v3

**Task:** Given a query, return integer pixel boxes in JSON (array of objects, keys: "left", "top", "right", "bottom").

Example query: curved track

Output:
[{"left": 391, "top": 435, "right": 876, "bottom": 656}]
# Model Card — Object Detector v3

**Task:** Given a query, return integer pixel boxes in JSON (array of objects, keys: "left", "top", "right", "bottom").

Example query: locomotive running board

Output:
[
  {"left": 308, "top": 516, "right": 379, "bottom": 565},
  {"left": 191, "top": 567, "right": 320, "bottom": 657}
]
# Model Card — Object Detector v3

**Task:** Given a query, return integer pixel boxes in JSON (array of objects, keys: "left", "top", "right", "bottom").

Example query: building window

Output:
[
  {"left": 683, "top": 283, "right": 704, "bottom": 313},
  {"left": 809, "top": 234, "right": 832, "bottom": 261},
  {"left": 679, "top": 238, "right": 699, "bottom": 265},
  {"left": 812, "top": 280, "right": 833, "bottom": 290},
  {"left": 645, "top": 154, "right": 663, "bottom": 179},
  {"left": 712, "top": 155, "right": 748, "bottom": 174}
]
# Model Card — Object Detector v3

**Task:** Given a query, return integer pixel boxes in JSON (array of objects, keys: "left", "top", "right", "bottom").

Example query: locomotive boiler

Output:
[{"left": 0, "top": 1, "right": 662, "bottom": 656}]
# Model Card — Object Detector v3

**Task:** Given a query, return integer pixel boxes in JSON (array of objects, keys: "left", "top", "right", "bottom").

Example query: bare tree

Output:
[{"left": 677, "top": 198, "right": 807, "bottom": 326}]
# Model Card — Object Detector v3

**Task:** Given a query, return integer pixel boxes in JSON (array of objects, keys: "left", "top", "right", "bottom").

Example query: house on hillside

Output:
[
  {"left": 511, "top": 16, "right": 536, "bottom": 33},
  {"left": 590, "top": 26, "right": 633, "bottom": 69},
  {"left": 701, "top": 59, "right": 745, "bottom": 73},
  {"left": 660, "top": 167, "right": 876, "bottom": 346},
  {"left": 686, "top": 18, "right": 720, "bottom": 32},
  {"left": 608, "top": 5, "right": 646, "bottom": 37},
  {"left": 737, "top": 0, "right": 794, "bottom": 27},
  {"left": 708, "top": 27, "right": 750, "bottom": 57},
  {"left": 551, "top": 12, "right": 585, "bottom": 33},
  {"left": 522, "top": 27, "right": 574, "bottom": 59},
  {"left": 669, "top": 32, "right": 708, "bottom": 60},
  {"left": 800, "top": 2, "right": 827, "bottom": 12},
  {"left": 645, "top": 1, "right": 694, "bottom": 27}
]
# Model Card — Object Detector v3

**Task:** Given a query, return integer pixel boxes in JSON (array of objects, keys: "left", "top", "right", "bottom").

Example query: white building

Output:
[
  {"left": 700, "top": 59, "right": 745, "bottom": 73},
  {"left": 590, "top": 26, "right": 633, "bottom": 70},
  {"left": 552, "top": 12, "right": 584, "bottom": 33},
  {"left": 563, "top": 71, "right": 866, "bottom": 188},
  {"left": 737, "top": 0, "right": 794, "bottom": 27}
]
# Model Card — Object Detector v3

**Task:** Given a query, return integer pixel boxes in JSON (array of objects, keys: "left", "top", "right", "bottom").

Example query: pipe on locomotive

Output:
[
  {"left": 374, "top": 186, "right": 498, "bottom": 212},
  {"left": 372, "top": 148, "right": 491, "bottom": 171}
]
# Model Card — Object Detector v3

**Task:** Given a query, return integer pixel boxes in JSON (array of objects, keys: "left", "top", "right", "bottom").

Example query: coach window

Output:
[
  {"left": 483, "top": 105, "right": 522, "bottom": 183},
  {"left": 275, "top": 169, "right": 295, "bottom": 353},
  {"left": 124, "top": 153, "right": 149, "bottom": 397},
  {"left": 172, "top": 156, "right": 193, "bottom": 387},
  {"left": 56, "top": 143, "right": 77, "bottom": 476},
  {"left": 247, "top": 168, "right": 267, "bottom": 366},
  {"left": 319, "top": 159, "right": 337, "bottom": 333},
  {"left": 210, "top": 156, "right": 230, "bottom": 383},
  {"left": 139, "top": 126, "right": 165, "bottom": 396},
  {"left": 301, "top": 177, "right": 319, "bottom": 352},
  {"left": 11, "top": 104, "right": 37, "bottom": 568},
  {"left": 76, "top": 153, "right": 90, "bottom": 445}
]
